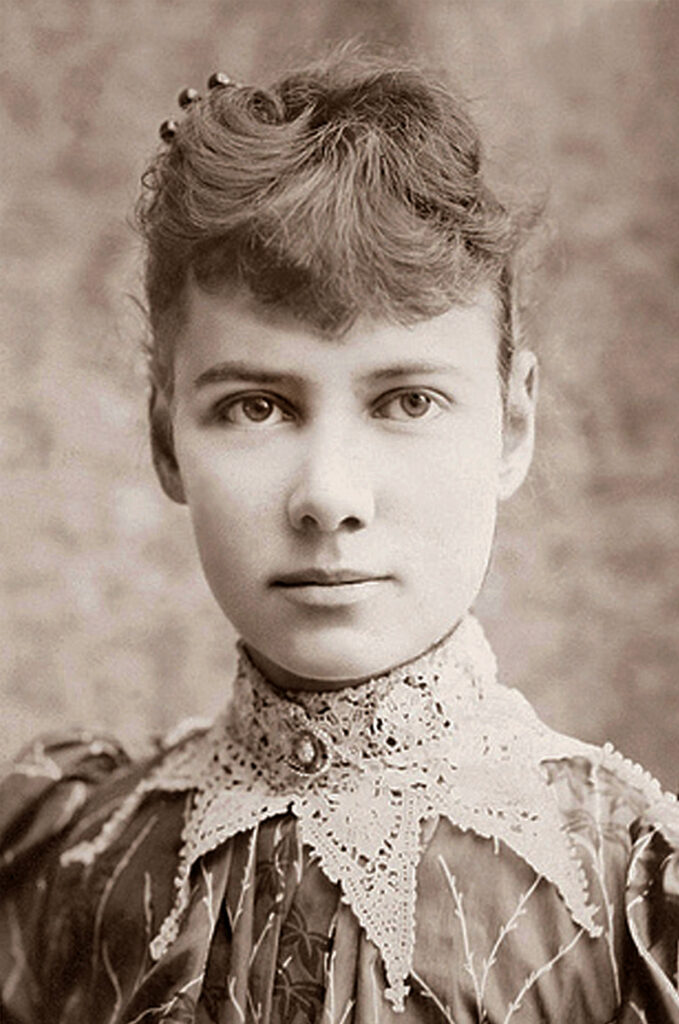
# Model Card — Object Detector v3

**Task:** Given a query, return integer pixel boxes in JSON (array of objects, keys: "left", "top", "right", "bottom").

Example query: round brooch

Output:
[{"left": 286, "top": 727, "right": 332, "bottom": 777}]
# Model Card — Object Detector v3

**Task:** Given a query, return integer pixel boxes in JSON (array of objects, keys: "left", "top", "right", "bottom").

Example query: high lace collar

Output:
[
  {"left": 66, "top": 615, "right": 648, "bottom": 1011},
  {"left": 228, "top": 614, "right": 499, "bottom": 787}
]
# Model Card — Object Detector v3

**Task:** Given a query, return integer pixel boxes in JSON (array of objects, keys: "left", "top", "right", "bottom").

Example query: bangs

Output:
[{"left": 139, "top": 47, "right": 532, "bottom": 389}]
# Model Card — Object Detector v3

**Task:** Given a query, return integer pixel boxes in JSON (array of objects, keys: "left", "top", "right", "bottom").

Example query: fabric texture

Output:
[{"left": 1, "top": 616, "right": 679, "bottom": 1023}]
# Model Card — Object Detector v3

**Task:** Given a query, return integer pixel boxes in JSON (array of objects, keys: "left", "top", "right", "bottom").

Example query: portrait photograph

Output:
[{"left": 1, "top": 2, "right": 678, "bottom": 1022}]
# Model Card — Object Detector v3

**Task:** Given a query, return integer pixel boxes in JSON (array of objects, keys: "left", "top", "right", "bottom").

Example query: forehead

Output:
[{"left": 173, "top": 282, "right": 501, "bottom": 392}]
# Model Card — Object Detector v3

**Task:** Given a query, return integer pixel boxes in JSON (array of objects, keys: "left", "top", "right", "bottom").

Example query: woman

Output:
[{"left": 2, "top": 48, "right": 678, "bottom": 1024}]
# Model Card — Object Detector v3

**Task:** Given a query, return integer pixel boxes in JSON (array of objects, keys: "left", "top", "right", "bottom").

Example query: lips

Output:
[
  {"left": 271, "top": 569, "right": 392, "bottom": 609},
  {"left": 273, "top": 569, "right": 389, "bottom": 586}
]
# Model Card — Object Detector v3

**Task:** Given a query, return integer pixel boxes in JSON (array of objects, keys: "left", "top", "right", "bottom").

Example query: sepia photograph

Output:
[{"left": 1, "top": 1, "right": 678, "bottom": 1021}]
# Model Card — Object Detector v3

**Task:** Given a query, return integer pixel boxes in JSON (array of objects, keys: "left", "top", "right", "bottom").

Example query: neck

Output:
[
  {"left": 241, "top": 618, "right": 466, "bottom": 695},
  {"left": 243, "top": 644, "right": 369, "bottom": 693}
]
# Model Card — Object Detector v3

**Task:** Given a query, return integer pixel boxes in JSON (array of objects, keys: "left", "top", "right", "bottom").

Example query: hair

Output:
[{"left": 137, "top": 46, "right": 534, "bottom": 398}]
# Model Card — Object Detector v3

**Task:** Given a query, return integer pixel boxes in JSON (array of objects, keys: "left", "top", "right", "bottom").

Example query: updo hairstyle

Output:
[{"left": 137, "top": 47, "right": 531, "bottom": 398}]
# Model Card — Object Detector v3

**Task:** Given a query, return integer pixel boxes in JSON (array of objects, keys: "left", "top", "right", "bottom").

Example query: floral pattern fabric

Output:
[{"left": 1, "top": 731, "right": 679, "bottom": 1023}]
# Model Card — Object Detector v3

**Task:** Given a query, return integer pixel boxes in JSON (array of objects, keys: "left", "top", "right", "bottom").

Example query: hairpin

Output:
[
  {"left": 159, "top": 118, "right": 179, "bottom": 143},
  {"left": 207, "top": 72, "right": 233, "bottom": 90},
  {"left": 178, "top": 87, "right": 201, "bottom": 109},
  {"left": 159, "top": 73, "right": 240, "bottom": 143}
]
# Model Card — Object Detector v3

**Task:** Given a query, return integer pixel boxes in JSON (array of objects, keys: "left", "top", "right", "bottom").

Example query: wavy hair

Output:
[{"left": 137, "top": 47, "right": 533, "bottom": 396}]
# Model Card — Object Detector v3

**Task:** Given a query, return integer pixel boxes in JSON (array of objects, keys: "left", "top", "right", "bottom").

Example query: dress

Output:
[{"left": 1, "top": 615, "right": 679, "bottom": 1024}]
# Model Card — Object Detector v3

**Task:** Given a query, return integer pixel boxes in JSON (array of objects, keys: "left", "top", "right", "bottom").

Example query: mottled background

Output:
[{"left": 1, "top": 0, "right": 678, "bottom": 786}]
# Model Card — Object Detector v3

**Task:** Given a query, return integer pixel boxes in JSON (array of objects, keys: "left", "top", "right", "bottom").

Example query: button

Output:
[
  {"left": 286, "top": 728, "right": 330, "bottom": 777},
  {"left": 294, "top": 736, "right": 317, "bottom": 768}
]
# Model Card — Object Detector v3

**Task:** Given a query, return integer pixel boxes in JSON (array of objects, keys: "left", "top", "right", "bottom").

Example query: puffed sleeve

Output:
[
  {"left": 0, "top": 731, "right": 130, "bottom": 1024},
  {"left": 621, "top": 797, "right": 679, "bottom": 1022}
]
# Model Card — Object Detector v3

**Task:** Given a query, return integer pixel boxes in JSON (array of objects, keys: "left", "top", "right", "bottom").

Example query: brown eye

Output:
[
  {"left": 242, "top": 396, "right": 275, "bottom": 421},
  {"left": 375, "top": 389, "right": 445, "bottom": 422},
  {"left": 217, "top": 393, "right": 291, "bottom": 426},
  {"left": 399, "top": 392, "right": 432, "bottom": 418}
]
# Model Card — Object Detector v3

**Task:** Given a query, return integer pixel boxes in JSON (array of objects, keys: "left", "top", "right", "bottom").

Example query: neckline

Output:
[
  {"left": 227, "top": 614, "right": 499, "bottom": 784},
  {"left": 63, "top": 612, "right": 621, "bottom": 1011}
]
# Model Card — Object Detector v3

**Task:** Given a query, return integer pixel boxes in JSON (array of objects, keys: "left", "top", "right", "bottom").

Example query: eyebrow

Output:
[
  {"left": 365, "top": 361, "right": 471, "bottom": 383},
  {"left": 192, "top": 359, "right": 470, "bottom": 391},
  {"left": 193, "top": 362, "right": 306, "bottom": 390}
]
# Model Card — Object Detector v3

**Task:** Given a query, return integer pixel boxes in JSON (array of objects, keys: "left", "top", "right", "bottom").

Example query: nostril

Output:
[
  {"left": 342, "top": 515, "right": 363, "bottom": 531},
  {"left": 298, "top": 512, "right": 363, "bottom": 532}
]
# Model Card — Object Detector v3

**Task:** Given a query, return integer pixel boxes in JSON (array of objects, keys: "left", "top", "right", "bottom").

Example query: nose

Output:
[{"left": 287, "top": 442, "right": 375, "bottom": 534}]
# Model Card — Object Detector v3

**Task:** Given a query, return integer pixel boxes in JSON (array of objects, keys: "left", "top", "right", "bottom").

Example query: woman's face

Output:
[{"left": 160, "top": 283, "right": 535, "bottom": 690}]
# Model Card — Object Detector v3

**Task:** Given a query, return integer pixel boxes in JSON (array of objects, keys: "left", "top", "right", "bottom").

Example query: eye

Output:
[
  {"left": 373, "top": 389, "right": 447, "bottom": 422},
  {"left": 215, "top": 393, "right": 292, "bottom": 426}
]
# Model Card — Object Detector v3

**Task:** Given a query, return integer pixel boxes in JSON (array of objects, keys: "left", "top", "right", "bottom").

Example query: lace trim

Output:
[{"left": 61, "top": 615, "right": 676, "bottom": 1012}]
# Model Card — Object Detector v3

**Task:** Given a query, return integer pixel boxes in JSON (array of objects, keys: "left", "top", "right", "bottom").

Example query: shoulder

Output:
[
  {"left": 0, "top": 730, "right": 133, "bottom": 872},
  {"left": 0, "top": 722, "right": 210, "bottom": 879},
  {"left": 538, "top": 739, "right": 679, "bottom": 903},
  {"left": 492, "top": 685, "right": 679, "bottom": 882},
  {"left": 0, "top": 727, "right": 208, "bottom": 1024},
  {"left": 484, "top": 678, "right": 679, "bottom": 845}
]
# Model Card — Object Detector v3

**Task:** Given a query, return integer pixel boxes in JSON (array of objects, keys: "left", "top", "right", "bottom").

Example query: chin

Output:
[
  {"left": 287, "top": 619, "right": 473, "bottom": 687},
  {"left": 266, "top": 626, "right": 402, "bottom": 688}
]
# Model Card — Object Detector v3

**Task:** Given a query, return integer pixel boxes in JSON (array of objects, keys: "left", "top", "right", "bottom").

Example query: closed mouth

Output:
[{"left": 273, "top": 570, "right": 389, "bottom": 587}]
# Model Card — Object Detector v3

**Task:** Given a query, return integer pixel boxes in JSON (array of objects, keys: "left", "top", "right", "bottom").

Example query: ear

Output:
[
  {"left": 149, "top": 385, "right": 186, "bottom": 505},
  {"left": 498, "top": 350, "right": 537, "bottom": 501}
]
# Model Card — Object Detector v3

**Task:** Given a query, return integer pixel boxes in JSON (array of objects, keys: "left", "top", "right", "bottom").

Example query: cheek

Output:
[
  {"left": 176, "top": 440, "right": 283, "bottom": 577},
  {"left": 185, "top": 480, "right": 275, "bottom": 627},
  {"left": 394, "top": 425, "right": 502, "bottom": 583},
  {"left": 411, "top": 473, "right": 498, "bottom": 568},
  {"left": 393, "top": 418, "right": 502, "bottom": 523}
]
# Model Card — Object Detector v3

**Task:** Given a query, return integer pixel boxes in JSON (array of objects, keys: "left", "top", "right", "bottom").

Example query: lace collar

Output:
[{"left": 65, "top": 615, "right": 629, "bottom": 1010}]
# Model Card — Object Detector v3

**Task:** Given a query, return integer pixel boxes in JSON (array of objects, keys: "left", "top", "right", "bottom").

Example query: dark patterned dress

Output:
[{"left": 2, "top": 617, "right": 679, "bottom": 1023}]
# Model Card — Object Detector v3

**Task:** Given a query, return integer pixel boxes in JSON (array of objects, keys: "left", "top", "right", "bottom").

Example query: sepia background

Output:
[{"left": 1, "top": 0, "right": 678, "bottom": 786}]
